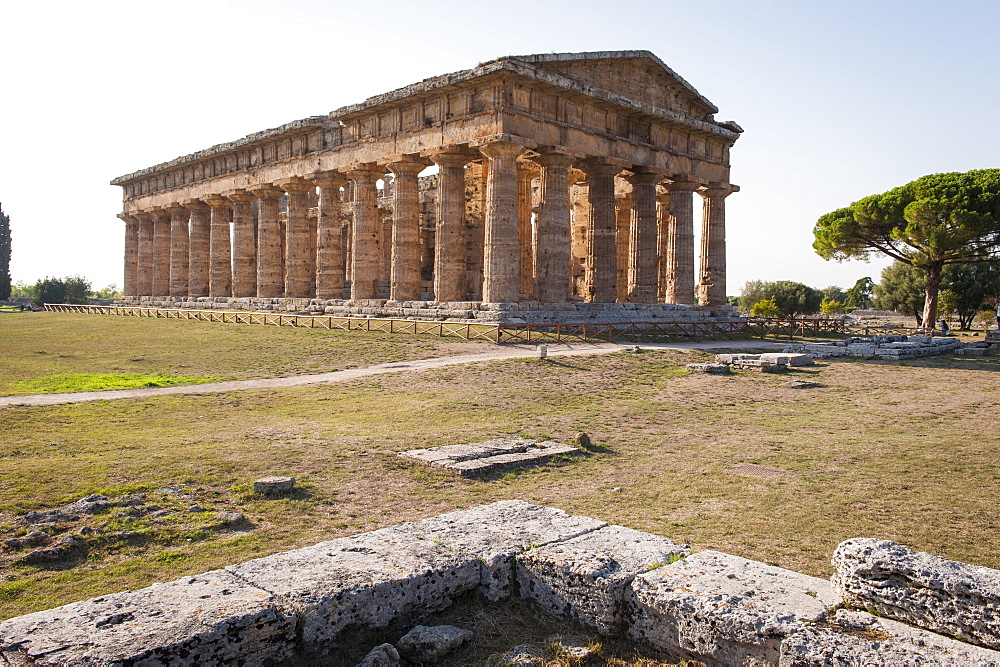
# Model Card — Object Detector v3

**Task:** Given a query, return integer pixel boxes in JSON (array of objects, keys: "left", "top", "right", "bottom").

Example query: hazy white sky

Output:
[{"left": 2, "top": 0, "right": 998, "bottom": 294}]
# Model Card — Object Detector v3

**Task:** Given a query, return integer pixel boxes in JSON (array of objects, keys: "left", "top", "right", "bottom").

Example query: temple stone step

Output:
[{"left": 399, "top": 438, "right": 581, "bottom": 477}]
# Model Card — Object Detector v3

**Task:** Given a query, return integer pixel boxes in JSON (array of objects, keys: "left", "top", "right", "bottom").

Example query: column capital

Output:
[
  {"left": 275, "top": 177, "right": 314, "bottom": 194},
  {"left": 624, "top": 171, "right": 665, "bottom": 186},
  {"left": 386, "top": 158, "right": 428, "bottom": 177},
  {"left": 306, "top": 171, "right": 348, "bottom": 189},
  {"left": 249, "top": 184, "right": 285, "bottom": 200},
  {"left": 477, "top": 138, "right": 528, "bottom": 160},
  {"left": 578, "top": 161, "right": 625, "bottom": 178},
  {"left": 664, "top": 178, "right": 702, "bottom": 193},
  {"left": 132, "top": 210, "right": 154, "bottom": 222},
  {"left": 151, "top": 207, "right": 172, "bottom": 220},
  {"left": 531, "top": 151, "right": 576, "bottom": 169},
  {"left": 164, "top": 204, "right": 190, "bottom": 216},
  {"left": 182, "top": 199, "right": 210, "bottom": 211},
  {"left": 201, "top": 195, "right": 231, "bottom": 208},
  {"left": 223, "top": 189, "right": 255, "bottom": 204},
  {"left": 428, "top": 151, "right": 473, "bottom": 168},
  {"left": 698, "top": 182, "right": 739, "bottom": 199},
  {"left": 117, "top": 212, "right": 138, "bottom": 223},
  {"left": 346, "top": 164, "right": 385, "bottom": 184}
]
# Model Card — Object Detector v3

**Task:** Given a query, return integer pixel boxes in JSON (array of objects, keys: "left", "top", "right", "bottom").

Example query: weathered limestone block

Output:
[
  {"left": 779, "top": 610, "right": 1000, "bottom": 666},
  {"left": 357, "top": 642, "right": 401, "bottom": 666},
  {"left": 399, "top": 438, "right": 580, "bottom": 477},
  {"left": 625, "top": 550, "right": 838, "bottom": 664},
  {"left": 226, "top": 527, "right": 480, "bottom": 647},
  {"left": 759, "top": 353, "right": 814, "bottom": 366},
  {"left": 516, "top": 525, "right": 688, "bottom": 635},
  {"left": 831, "top": 538, "right": 1000, "bottom": 649},
  {"left": 398, "top": 500, "right": 606, "bottom": 601},
  {"left": 253, "top": 476, "right": 295, "bottom": 495},
  {"left": 687, "top": 362, "right": 730, "bottom": 374},
  {"left": 0, "top": 570, "right": 296, "bottom": 665},
  {"left": 396, "top": 624, "right": 473, "bottom": 662}
]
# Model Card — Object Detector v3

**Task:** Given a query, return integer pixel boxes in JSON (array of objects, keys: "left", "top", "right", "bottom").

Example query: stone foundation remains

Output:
[
  {"left": 784, "top": 334, "right": 980, "bottom": 360},
  {"left": 399, "top": 437, "right": 580, "bottom": 477},
  {"left": 2, "top": 501, "right": 998, "bottom": 665},
  {"left": 113, "top": 295, "right": 743, "bottom": 326}
]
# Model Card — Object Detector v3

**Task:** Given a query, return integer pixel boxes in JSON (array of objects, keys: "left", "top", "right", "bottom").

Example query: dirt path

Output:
[{"left": 0, "top": 339, "right": 783, "bottom": 408}]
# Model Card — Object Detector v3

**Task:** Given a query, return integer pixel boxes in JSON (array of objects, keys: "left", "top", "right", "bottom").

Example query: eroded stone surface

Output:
[
  {"left": 0, "top": 570, "right": 295, "bottom": 666},
  {"left": 357, "top": 642, "right": 401, "bottom": 667},
  {"left": 227, "top": 526, "right": 480, "bottom": 647},
  {"left": 397, "top": 624, "right": 473, "bottom": 662},
  {"left": 831, "top": 537, "right": 1000, "bottom": 650},
  {"left": 779, "top": 611, "right": 1000, "bottom": 666},
  {"left": 398, "top": 500, "right": 606, "bottom": 600},
  {"left": 517, "top": 525, "right": 688, "bottom": 635},
  {"left": 253, "top": 476, "right": 295, "bottom": 495},
  {"left": 625, "top": 550, "right": 838, "bottom": 664},
  {"left": 399, "top": 438, "right": 580, "bottom": 477}
]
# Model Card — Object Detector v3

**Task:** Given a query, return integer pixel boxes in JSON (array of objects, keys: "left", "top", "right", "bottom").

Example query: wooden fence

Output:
[{"left": 45, "top": 304, "right": 866, "bottom": 344}]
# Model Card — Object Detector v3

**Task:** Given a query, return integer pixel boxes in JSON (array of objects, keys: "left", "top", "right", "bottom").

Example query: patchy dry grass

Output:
[
  {"left": 0, "top": 311, "right": 489, "bottom": 395},
  {"left": 1, "top": 315, "right": 998, "bottom": 662}
]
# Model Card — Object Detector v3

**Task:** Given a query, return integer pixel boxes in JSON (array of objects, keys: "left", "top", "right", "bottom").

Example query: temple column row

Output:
[{"left": 121, "top": 147, "right": 733, "bottom": 307}]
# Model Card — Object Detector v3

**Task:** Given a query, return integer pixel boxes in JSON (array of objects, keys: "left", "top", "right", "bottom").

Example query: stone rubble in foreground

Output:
[
  {"left": 1, "top": 500, "right": 998, "bottom": 666},
  {"left": 785, "top": 334, "right": 985, "bottom": 360}
]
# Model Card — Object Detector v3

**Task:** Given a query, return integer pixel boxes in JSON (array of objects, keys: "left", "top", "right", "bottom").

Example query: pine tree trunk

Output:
[{"left": 922, "top": 263, "right": 943, "bottom": 331}]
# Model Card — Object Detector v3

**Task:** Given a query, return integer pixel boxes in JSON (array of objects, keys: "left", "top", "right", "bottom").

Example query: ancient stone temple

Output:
[{"left": 112, "top": 51, "right": 742, "bottom": 324}]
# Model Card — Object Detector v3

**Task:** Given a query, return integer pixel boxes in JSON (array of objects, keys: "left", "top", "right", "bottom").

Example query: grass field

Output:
[
  {"left": 0, "top": 312, "right": 489, "bottom": 394},
  {"left": 1, "top": 312, "right": 998, "bottom": 662}
]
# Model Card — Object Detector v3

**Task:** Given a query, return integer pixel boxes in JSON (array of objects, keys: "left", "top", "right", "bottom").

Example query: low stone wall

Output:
[
  {"left": 2, "top": 501, "right": 997, "bottom": 665},
  {"left": 785, "top": 334, "right": 972, "bottom": 360},
  {"left": 113, "top": 296, "right": 743, "bottom": 326}
]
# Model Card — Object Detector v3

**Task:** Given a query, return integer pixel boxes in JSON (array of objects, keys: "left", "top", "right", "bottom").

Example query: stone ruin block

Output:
[
  {"left": 398, "top": 500, "right": 606, "bottom": 601},
  {"left": 685, "top": 362, "right": 730, "bottom": 374},
  {"left": 226, "top": 525, "right": 482, "bottom": 648},
  {"left": 959, "top": 347, "right": 989, "bottom": 356},
  {"left": 831, "top": 538, "right": 1000, "bottom": 650},
  {"left": 0, "top": 570, "right": 297, "bottom": 666},
  {"left": 625, "top": 550, "right": 839, "bottom": 664},
  {"left": 759, "top": 353, "right": 815, "bottom": 366},
  {"left": 780, "top": 609, "right": 1000, "bottom": 666},
  {"left": 399, "top": 437, "right": 581, "bottom": 478},
  {"left": 516, "top": 525, "right": 688, "bottom": 635}
]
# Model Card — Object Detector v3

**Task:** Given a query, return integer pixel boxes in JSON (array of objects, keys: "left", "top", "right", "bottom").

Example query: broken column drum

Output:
[{"left": 111, "top": 51, "right": 741, "bottom": 314}]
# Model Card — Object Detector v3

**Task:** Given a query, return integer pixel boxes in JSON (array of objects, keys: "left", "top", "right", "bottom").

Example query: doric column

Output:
[
  {"left": 615, "top": 191, "right": 632, "bottom": 302},
  {"left": 663, "top": 180, "right": 700, "bottom": 304},
  {"left": 166, "top": 205, "right": 190, "bottom": 297},
  {"left": 656, "top": 187, "right": 671, "bottom": 302},
  {"left": 698, "top": 183, "right": 736, "bottom": 306},
  {"left": 429, "top": 152, "right": 471, "bottom": 302},
  {"left": 151, "top": 209, "right": 171, "bottom": 296},
  {"left": 517, "top": 163, "right": 535, "bottom": 300},
  {"left": 276, "top": 178, "right": 314, "bottom": 298},
  {"left": 531, "top": 151, "right": 575, "bottom": 303},
  {"left": 387, "top": 159, "right": 426, "bottom": 302},
  {"left": 625, "top": 171, "right": 661, "bottom": 303},
  {"left": 347, "top": 165, "right": 384, "bottom": 300},
  {"left": 250, "top": 185, "right": 284, "bottom": 298},
  {"left": 311, "top": 172, "right": 347, "bottom": 299},
  {"left": 579, "top": 161, "right": 622, "bottom": 303},
  {"left": 184, "top": 199, "right": 210, "bottom": 297},
  {"left": 202, "top": 195, "right": 232, "bottom": 298},
  {"left": 225, "top": 190, "right": 257, "bottom": 298},
  {"left": 479, "top": 139, "right": 526, "bottom": 303},
  {"left": 135, "top": 212, "right": 154, "bottom": 297},
  {"left": 120, "top": 214, "right": 139, "bottom": 297}
]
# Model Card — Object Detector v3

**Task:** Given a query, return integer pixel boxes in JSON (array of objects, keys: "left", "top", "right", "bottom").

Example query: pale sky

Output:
[{"left": 2, "top": 0, "right": 998, "bottom": 294}]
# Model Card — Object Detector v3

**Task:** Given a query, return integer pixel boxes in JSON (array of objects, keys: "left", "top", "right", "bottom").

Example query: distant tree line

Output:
[
  {"left": 738, "top": 262, "right": 999, "bottom": 328},
  {"left": 8, "top": 277, "right": 121, "bottom": 306},
  {"left": 0, "top": 203, "right": 11, "bottom": 301}
]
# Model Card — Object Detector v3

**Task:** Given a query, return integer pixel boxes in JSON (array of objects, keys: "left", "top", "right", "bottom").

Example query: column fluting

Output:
[
  {"left": 184, "top": 200, "right": 211, "bottom": 298},
  {"left": 202, "top": 195, "right": 233, "bottom": 298},
  {"left": 166, "top": 205, "right": 190, "bottom": 297},
  {"left": 347, "top": 166, "right": 384, "bottom": 300},
  {"left": 625, "top": 171, "right": 661, "bottom": 303},
  {"left": 663, "top": 180, "right": 700, "bottom": 304},
  {"left": 225, "top": 190, "right": 257, "bottom": 298},
  {"left": 276, "top": 178, "right": 314, "bottom": 298},
  {"left": 532, "top": 152, "right": 575, "bottom": 303},
  {"left": 136, "top": 213, "right": 154, "bottom": 297},
  {"left": 579, "top": 162, "right": 622, "bottom": 303},
  {"left": 479, "top": 140, "right": 525, "bottom": 303},
  {"left": 312, "top": 173, "right": 347, "bottom": 300},
  {"left": 387, "top": 160, "right": 425, "bottom": 302},
  {"left": 120, "top": 214, "right": 139, "bottom": 297},
  {"left": 429, "top": 152, "right": 471, "bottom": 302},
  {"left": 152, "top": 210, "right": 171, "bottom": 297},
  {"left": 250, "top": 185, "right": 285, "bottom": 298},
  {"left": 698, "top": 184, "right": 735, "bottom": 306}
]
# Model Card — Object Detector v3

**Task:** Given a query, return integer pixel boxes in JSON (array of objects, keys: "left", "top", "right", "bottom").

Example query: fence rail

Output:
[{"left": 45, "top": 305, "right": 868, "bottom": 344}]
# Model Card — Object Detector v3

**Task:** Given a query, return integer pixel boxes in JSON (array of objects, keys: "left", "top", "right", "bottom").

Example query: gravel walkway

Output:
[{"left": 0, "top": 339, "right": 783, "bottom": 408}]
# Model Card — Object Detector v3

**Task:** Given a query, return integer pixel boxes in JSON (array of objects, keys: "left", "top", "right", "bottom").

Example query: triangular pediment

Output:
[{"left": 509, "top": 51, "right": 718, "bottom": 120}]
